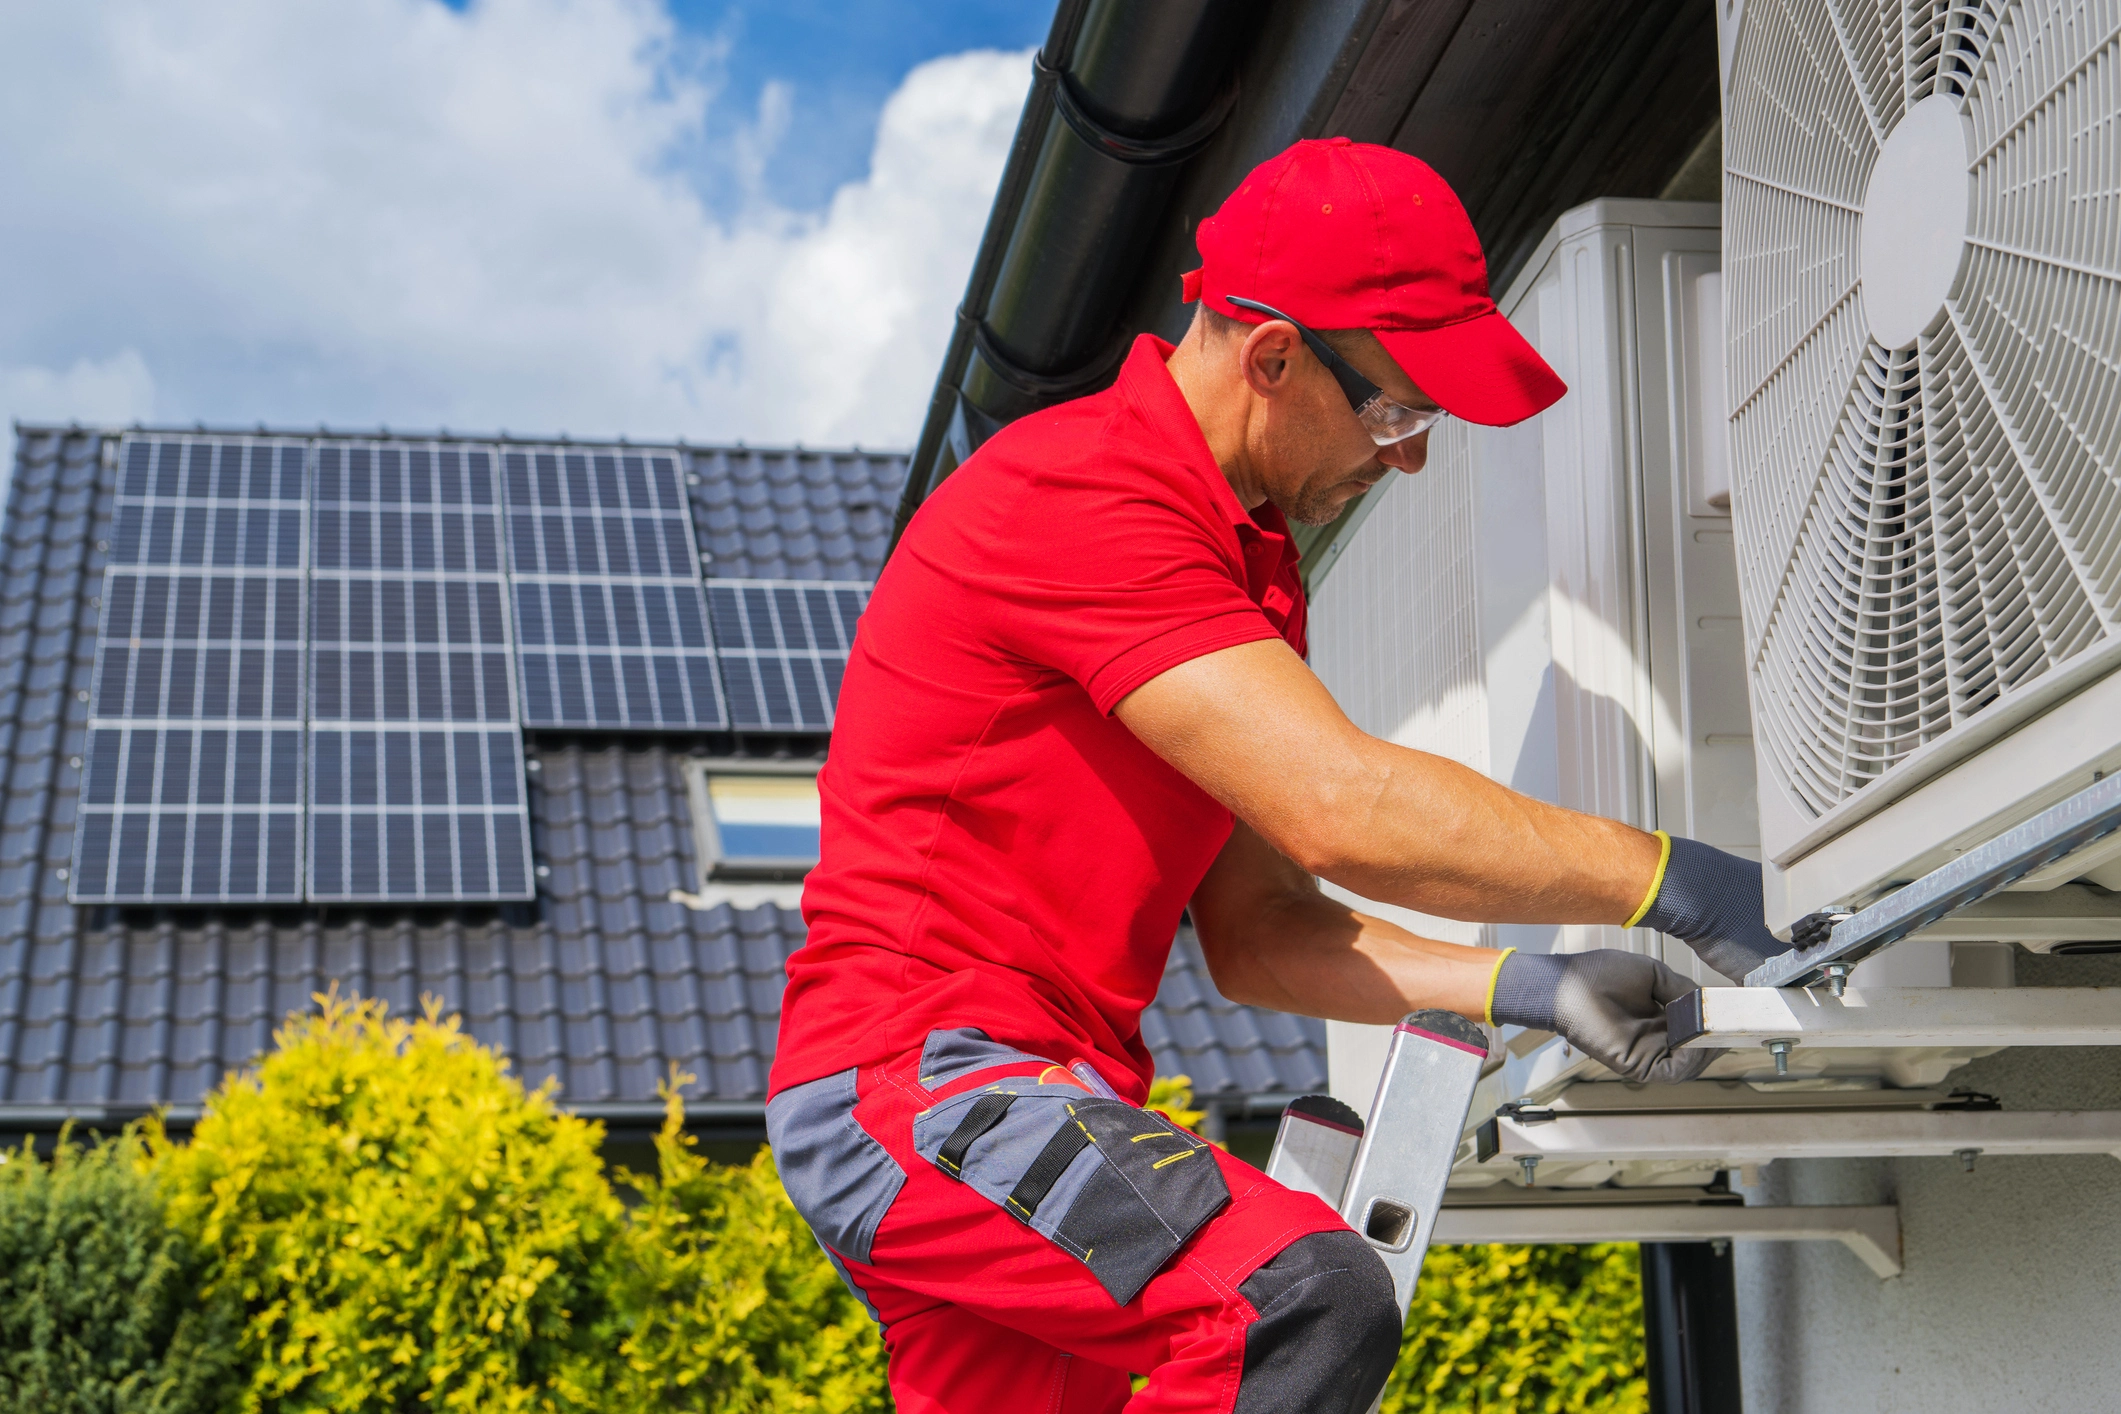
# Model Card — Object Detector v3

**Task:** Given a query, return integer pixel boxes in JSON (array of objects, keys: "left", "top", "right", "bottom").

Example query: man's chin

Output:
[{"left": 1285, "top": 479, "right": 1380, "bottom": 526}]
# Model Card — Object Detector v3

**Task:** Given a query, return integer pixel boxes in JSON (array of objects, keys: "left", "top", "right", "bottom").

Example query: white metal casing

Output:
[
  {"left": 1717, "top": 0, "right": 2121, "bottom": 933},
  {"left": 1311, "top": 199, "right": 1755, "bottom": 1108}
]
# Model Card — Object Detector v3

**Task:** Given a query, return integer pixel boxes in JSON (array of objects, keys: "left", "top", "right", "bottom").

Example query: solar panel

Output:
[
  {"left": 306, "top": 441, "right": 533, "bottom": 901},
  {"left": 72, "top": 436, "right": 309, "bottom": 903},
  {"left": 705, "top": 579, "right": 868, "bottom": 731},
  {"left": 503, "top": 447, "right": 727, "bottom": 729}
]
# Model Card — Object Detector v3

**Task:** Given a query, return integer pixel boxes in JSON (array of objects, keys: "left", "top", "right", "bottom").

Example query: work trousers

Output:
[{"left": 766, "top": 1027, "right": 1403, "bottom": 1412}]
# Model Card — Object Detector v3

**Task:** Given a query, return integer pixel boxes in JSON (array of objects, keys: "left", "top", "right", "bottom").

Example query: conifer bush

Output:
[
  {"left": 152, "top": 992, "right": 624, "bottom": 1414},
  {"left": 0, "top": 1128, "right": 242, "bottom": 1414},
  {"left": 1383, "top": 1241, "right": 1648, "bottom": 1413},
  {"left": 607, "top": 1076, "right": 890, "bottom": 1413},
  {"left": 0, "top": 995, "right": 1649, "bottom": 1413}
]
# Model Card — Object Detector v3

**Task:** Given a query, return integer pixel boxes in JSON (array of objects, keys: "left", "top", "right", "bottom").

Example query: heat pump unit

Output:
[
  {"left": 1719, "top": 0, "right": 2121, "bottom": 941},
  {"left": 1310, "top": 200, "right": 1759, "bottom": 1115}
]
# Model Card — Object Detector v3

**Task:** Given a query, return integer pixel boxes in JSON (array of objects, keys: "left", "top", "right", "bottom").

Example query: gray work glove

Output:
[
  {"left": 1490, "top": 948, "right": 1719, "bottom": 1084},
  {"left": 1637, "top": 835, "right": 1796, "bottom": 981}
]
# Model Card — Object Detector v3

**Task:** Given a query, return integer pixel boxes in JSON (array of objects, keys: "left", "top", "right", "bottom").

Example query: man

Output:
[{"left": 768, "top": 139, "right": 1789, "bottom": 1413}]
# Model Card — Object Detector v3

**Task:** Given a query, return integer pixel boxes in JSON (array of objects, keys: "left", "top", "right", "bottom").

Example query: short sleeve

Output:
[{"left": 972, "top": 469, "right": 1282, "bottom": 716}]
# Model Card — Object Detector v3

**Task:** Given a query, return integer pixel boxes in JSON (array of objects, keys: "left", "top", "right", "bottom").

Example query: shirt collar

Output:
[{"left": 1114, "top": 334, "right": 1307, "bottom": 558}]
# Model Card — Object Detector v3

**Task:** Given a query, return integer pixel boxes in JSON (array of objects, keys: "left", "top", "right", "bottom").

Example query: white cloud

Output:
[
  {"left": 0, "top": 351, "right": 157, "bottom": 428},
  {"left": 0, "top": 0, "right": 1030, "bottom": 448}
]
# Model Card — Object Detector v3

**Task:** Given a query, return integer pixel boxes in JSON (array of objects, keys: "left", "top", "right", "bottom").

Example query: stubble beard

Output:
[{"left": 1282, "top": 473, "right": 1380, "bottom": 526}]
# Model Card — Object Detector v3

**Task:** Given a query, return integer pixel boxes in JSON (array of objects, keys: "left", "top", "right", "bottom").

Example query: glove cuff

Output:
[
  {"left": 1623, "top": 830, "right": 1673, "bottom": 927},
  {"left": 1487, "top": 949, "right": 1568, "bottom": 1034}
]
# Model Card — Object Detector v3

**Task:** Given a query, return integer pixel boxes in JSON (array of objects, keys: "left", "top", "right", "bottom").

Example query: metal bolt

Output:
[
  {"left": 535, "top": 864, "right": 551, "bottom": 878},
  {"left": 1518, "top": 1155, "right": 1540, "bottom": 1187},
  {"left": 1765, "top": 1038, "right": 1796, "bottom": 1076},
  {"left": 1823, "top": 963, "right": 1853, "bottom": 998},
  {"left": 1956, "top": 1147, "right": 1981, "bottom": 1173}
]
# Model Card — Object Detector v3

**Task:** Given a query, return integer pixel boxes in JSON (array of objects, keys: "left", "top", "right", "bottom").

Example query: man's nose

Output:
[{"left": 1376, "top": 435, "right": 1428, "bottom": 473}]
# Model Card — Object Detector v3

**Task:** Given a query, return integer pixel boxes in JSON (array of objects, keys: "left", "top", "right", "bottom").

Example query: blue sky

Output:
[
  {"left": 615, "top": 0, "right": 1044, "bottom": 212},
  {"left": 0, "top": 0, "right": 1044, "bottom": 456}
]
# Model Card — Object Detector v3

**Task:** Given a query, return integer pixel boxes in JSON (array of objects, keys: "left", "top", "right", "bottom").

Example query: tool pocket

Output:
[{"left": 913, "top": 1081, "right": 1229, "bottom": 1305}]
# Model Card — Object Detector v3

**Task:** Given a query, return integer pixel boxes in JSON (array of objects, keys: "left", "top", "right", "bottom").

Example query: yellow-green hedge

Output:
[
  {"left": 152, "top": 992, "right": 624, "bottom": 1413},
  {"left": 608, "top": 1092, "right": 887, "bottom": 1412},
  {"left": 7, "top": 1001, "right": 1641, "bottom": 1412},
  {"left": 1387, "top": 1243, "right": 1647, "bottom": 1413}
]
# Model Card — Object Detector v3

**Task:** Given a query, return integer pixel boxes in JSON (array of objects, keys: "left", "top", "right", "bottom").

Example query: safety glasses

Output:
[{"left": 1226, "top": 296, "right": 1448, "bottom": 447}]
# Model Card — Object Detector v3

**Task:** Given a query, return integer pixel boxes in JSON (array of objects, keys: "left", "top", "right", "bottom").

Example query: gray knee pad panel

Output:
[{"left": 1234, "top": 1229, "right": 1402, "bottom": 1414}]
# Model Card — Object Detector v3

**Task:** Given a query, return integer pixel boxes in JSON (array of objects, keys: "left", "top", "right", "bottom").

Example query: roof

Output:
[{"left": 0, "top": 426, "right": 1325, "bottom": 1125}]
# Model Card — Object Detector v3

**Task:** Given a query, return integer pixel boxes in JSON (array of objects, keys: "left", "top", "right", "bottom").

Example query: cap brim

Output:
[{"left": 1374, "top": 310, "right": 1566, "bottom": 427}]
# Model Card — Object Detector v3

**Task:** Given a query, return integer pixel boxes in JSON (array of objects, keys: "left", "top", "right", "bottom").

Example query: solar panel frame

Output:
[
  {"left": 503, "top": 446, "right": 728, "bottom": 731},
  {"left": 72, "top": 435, "right": 310, "bottom": 904},
  {"left": 305, "top": 440, "right": 535, "bottom": 903},
  {"left": 706, "top": 578, "right": 869, "bottom": 732}
]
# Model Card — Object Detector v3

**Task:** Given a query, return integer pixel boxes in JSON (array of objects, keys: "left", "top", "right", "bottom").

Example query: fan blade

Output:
[
  {"left": 1969, "top": 36, "right": 2121, "bottom": 281},
  {"left": 1905, "top": 0, "right": 2008, "bottom": 107},
  {"left": 1827, "top": 0, "right": 1906, "bottom": 137},
  {"left": 1948, "top": 244, "right": 2121, "bottom": 627},
  {"left": 1726, "top": 178, "right": 1865, "bottom": 404},
  {"left": 1726, "top": 0, "right": 1882, "bottom": 207},
  {"left": 1966, "top": 0, "right": 2121, "bottom": 167},
  {"left": 1731, "top": 289, "right": 1871, "bottom": 646},
  {"left": 1921, "top": 315, "right": 2104, "bottom": 721},
  {"left": 1754, "top": 340, "right": 1947, "bottom": 811}
]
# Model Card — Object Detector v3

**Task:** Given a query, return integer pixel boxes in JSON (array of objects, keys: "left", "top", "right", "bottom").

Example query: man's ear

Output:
[{"left": 1237, "top": 321, "right": 1303, "bottom": 399}]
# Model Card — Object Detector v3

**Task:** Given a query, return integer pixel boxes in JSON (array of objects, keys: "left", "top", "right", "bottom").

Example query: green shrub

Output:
[
  {"left": 1384, "top": 1242, "right": 1647, "bottom": 1413},
  {"left": 607, "top": 1075, "right": 889, "bottom": 1413},
  {"left": 152, "top": 991, "right": 624, "bottom": 1414},
  {"left": 0, "top": 1127, "right": 242, "bottom": 1414},
  {"left": 29, "top": 993, "right": 1639, "bottom": 1414}
]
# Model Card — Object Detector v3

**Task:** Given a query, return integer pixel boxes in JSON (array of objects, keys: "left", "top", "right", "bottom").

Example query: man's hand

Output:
[
  {"left": 1488, "top": 949, "right": 1717, "bottom": 1084},
  {"left": 1637, "top": 836, "right": 1795, "bottom": 981}
]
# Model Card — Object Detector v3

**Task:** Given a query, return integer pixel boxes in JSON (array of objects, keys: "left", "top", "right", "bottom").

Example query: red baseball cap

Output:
[{"left": 1181, "top": 137, "right": 1565, "bottom": 427}]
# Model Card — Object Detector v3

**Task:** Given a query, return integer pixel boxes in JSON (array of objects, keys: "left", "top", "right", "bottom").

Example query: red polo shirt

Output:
[{"left": 770, "top": 335, "right": 1307, "bottom": 1103}]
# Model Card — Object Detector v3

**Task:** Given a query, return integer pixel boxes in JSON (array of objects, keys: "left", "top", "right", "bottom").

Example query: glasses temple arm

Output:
[{"left": 1224, "top": 297, "right": 1383, "bottom": 410}]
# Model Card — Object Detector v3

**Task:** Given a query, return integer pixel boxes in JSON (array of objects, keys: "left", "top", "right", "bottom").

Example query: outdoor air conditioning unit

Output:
[
  {"left": 1311, "top": 192, "right": 2022, "bottom": 1115},
  {"left": 1718, "top": 0, "right": 2121, "bottom": 944},
  {"left": 1310, "top": 200, "right": 1789, "bottom": 1126}
]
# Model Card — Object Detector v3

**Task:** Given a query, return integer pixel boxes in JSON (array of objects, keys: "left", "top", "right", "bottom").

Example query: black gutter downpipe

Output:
[
  {"left": 1641, "top": 1242, "right": 1745, "bottom": 1414},
  {"left": 889, "top": 0, "right": 1256, "bottom": 555}
]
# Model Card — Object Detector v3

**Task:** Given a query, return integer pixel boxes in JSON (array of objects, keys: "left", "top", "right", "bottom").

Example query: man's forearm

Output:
[
  {"left": 1118, "top": 639, "right": 1661, "bottom": 928},
  {"left": 1192, "top": 828, "right": 1500, "bottom": 1023},
  {"left": 1313, "top": 746, "right": 1664, "bottom": 926}
]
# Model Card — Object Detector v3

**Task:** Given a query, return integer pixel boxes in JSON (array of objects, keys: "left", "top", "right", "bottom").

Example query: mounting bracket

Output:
[
  {"left": 1433, "top": 1202, "right": 1904, "bottom": 1278},
  {"left": 1474, "top": 1108, "right": 2121, "bottom": 1170},
  {"left": 1668, "top": 986, "right": 2121, "bottom": 1051},
  {"left": 1748, "top": 772, "right": 2121, "bottom": 989}
]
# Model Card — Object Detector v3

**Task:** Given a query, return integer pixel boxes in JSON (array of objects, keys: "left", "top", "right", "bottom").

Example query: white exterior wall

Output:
[
  {"left": 1310, "top": 200, "right": 1740, "bottom": 1109},
  {"left": 1734, "top": 955, "right": 2121, "bottom": 1412}
]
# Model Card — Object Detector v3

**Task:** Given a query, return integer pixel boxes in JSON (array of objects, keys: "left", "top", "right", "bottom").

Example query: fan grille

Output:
[{"left": 1728, "top": 0, "right": 2121, "bottom": 818}]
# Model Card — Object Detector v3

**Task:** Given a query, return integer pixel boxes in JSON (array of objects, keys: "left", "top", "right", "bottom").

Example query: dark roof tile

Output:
[{"left": 0, "top": 428, "right": 1323, "bottom": 1120}]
